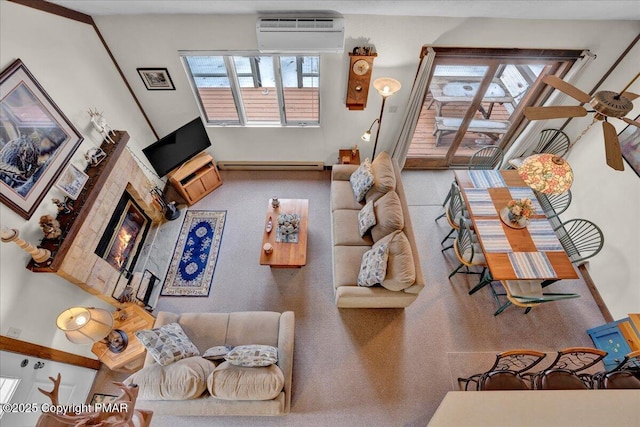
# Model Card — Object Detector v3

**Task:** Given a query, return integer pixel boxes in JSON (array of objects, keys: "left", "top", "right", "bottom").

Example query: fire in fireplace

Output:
[{"left": 95, "top": 192, "right": 150, "bottom": 272}]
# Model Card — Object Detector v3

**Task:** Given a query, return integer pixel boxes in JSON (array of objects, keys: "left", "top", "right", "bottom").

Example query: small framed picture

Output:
[
  {"left": 54, "top": 163, "right": 88, "bottom": 200},
  {"left": 137, "top": 68, "right": 175, "bottom": 90}
]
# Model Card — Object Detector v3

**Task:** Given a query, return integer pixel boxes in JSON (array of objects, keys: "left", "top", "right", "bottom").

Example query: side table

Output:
[
  {"left": 339, "top": 148, "right": 361, "bottom": 165},
  {"left": 91, "top": 303, "right": 155, "bottom": 372}
]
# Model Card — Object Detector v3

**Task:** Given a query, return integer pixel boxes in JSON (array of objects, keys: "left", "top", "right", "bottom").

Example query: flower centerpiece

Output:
[{"left": 506, "top": 198, "right": 535, "bottom": 225}]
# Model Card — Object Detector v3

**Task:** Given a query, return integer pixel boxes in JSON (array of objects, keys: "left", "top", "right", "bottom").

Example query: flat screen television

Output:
[{"left": 142, "top": 117, "right": 211, "bottom": 177}]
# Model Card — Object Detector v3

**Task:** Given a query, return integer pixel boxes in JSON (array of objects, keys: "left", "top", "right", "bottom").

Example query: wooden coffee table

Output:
[{"left": 260, "top": 199, "right": 308, "bottom": 268}]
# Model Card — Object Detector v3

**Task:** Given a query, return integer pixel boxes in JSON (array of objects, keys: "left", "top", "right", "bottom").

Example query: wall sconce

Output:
[
  {"left": 360, "top": 77, "right": 401, "bottom": 159},
  {"left": 56, "top": 307, "right": 128, "bottom": 353}
]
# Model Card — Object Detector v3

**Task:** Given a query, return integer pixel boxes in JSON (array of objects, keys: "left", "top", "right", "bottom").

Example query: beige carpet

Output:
[{"left": 90, "top": 169, "right": 606, "bottom": 426}]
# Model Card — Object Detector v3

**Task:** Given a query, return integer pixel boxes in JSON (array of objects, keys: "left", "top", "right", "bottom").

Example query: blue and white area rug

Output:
[{"left": 161, "top": 210, "right": 226, "bottom": 297}]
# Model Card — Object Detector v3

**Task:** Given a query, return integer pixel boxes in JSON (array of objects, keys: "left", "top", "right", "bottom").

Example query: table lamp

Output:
[
  {"left": 517, "top": 153, "right": 574, "bottom": 195},
  {"left": 56, "top": 307, "right": 128, "bottom": 353}
]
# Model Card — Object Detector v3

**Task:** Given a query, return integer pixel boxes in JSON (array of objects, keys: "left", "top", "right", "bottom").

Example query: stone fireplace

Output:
[{"left": 28, "top": 132, "right": 164, "bottom": 305}]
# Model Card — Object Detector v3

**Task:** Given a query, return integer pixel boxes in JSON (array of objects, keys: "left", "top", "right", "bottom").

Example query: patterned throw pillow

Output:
[
  {"left": 358, "top": 200, "right": 377, "bottom": 237},
  {"left": 224, "top": 345, "right": 279, "bottom": 367},
  {"left": 135, "top": 323, "right": 200, "bottom": 366},
  {"left": 349, "top": 158, "right": 374, "bottom": 202},
  {"left": 202, "top": 345, "right": 234, "bottom": 361},
  {"left": 357, "top": 243, "right": 389, "bottom": 287}
]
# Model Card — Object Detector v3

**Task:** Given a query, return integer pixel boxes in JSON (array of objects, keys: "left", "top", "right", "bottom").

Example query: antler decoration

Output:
[{"left": 36, "top": 374, "right": 152, "bottom": 427}]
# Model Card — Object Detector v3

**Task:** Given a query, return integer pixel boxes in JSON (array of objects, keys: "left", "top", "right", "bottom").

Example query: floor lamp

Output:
[{"left": 361, "top": 77, "right": 402, "bottom": 159}]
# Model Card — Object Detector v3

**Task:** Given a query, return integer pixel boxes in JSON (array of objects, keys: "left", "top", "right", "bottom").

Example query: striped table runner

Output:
[
  {"left": 527, "top": 219, "right": 564, "bottom": 251},
  {"left": 474, "top": 220, "right": 511, "bottom": 252},
  {"left": 464, "top": 188, "right": 497, "bottom": 216},
  {"left": 508, "top": 252, "right": 557, "bottom": 279},
  {"left": 468, "top": 170, "right": 506, "bottom": 189},
  {"left": 508, "top": 187, "right": 543, "bottom": 212}
]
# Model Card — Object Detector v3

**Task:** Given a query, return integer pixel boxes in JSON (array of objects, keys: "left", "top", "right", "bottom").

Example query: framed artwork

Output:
[
  {"left": 89, "top": 393, "right": 118, "bottom": 405},
  {"left": 0, "top": 59, "right": 84, "bottom": 219},
  {"left": 619, "top": 114, "right": 640, "bottom": 178},
  {"left": 54, "top": 163, "right": 88, "bottom": 200},
  {"left": 137, "top": 68, "right": 175, "bottom": 90}
]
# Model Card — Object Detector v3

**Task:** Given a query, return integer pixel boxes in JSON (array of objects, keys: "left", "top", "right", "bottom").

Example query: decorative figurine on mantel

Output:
[
  {"left": 88, "top": 108, "right": 115, "bottom": 143},
  {"left": 85, "top": 146, "right": 107, "bottom": 167},
  {"left": 52, "top": 197, "right": 73, "bottom": 214},
  {"left": 39, "top": 215, "right": 62, "bottom": 239}
]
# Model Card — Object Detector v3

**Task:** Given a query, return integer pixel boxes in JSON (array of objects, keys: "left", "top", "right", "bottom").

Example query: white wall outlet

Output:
[
  {"left": 7, "top": 327, "right": 21, "bottom": 338},
  {"left": 388, "top": 105, "right": 398, "bottom": 113}
]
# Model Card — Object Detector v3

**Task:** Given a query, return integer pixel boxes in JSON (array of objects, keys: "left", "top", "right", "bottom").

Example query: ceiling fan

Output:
[{"left": 524, "top": 72, "right": 640, "bottom": 171}]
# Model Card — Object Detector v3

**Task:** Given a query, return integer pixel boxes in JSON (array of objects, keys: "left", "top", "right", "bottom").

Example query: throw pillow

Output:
[
  {"left": 349, "top": 158, "right": 374, "bottom": 202},
  {"left": 135, "top": 322, "right": 200, "bottom": 366},
  {"left": 207, "top": 361, "right": 284, "bottom": 401},
  {"left": 202, "top": 345, "right": 234, "bottom": 361},
  {"left": 358, "top": 200, "right": 376, "bottom": 237},
  {"left": 370, "top": 190, "right": 404, "bottom": 242},
  {"left": 365, "top": 151, "right": 396, "bottom": 204},
  {"left": 374, "top": 230, "right": 416, "bottom": 291},
  {"left": 224, "top": 344, "right": 278, "bottom": 367},
  {"left": 125, "top": 356, "right": 215, "bottom": 400},
  {"left": 357, "top": 242, "right": 389, "bottom": 287}
]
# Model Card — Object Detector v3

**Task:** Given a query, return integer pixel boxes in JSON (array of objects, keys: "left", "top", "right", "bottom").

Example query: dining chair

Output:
[
  {"left": 448, "top": 218, "right": 486, "bottom": 278},
  {"left": 554, "top": 218, "right": 604, "bottom": 265},
  {"left": 536, "top": 190, "right": 572, "bottom": 219},
  {"left": 438, "top": 182, "right": 468, "bottom": 250},
  {"left": 488, "top": 280, "right": 580, "bottom": 316},
  {"left": 468, "top": 146, "right": 504, "bottom": 170},
  {"left": 458, "top": 349, "right": 547, "bottom": 390},
  {"left": 532, "top": 347, "right": 608, "bottom": 390},
  {"left": 508, "top": 129, "right": 570, "bottom": 169},
  {"left": 593, "top": 350, "right": 640, "bottom": 389}
]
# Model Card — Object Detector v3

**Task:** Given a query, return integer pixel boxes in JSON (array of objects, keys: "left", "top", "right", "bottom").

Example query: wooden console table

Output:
[
  {"left": 91, "top": 303, "right": 155, "bottom": 372},
  {"left": 167, "top": 152, "right": 222, "bottom": 206}
]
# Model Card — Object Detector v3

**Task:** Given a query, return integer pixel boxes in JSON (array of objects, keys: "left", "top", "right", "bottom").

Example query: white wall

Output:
[
  {"left": 562, "top": 41, "right": 640, "bottom": 319},
  {"left": 0, "top": 2, "right": 157, "bottom": 357}
]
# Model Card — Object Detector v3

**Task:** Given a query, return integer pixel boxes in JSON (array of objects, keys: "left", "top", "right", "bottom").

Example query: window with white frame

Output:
[{"left": 181, "top": 53, "right": 320, "bottom": 126}]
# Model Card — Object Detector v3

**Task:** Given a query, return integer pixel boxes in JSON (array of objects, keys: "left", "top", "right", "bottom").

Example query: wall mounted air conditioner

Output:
[{"left": 256, "top": 17, "right": 345, "bottom": 53}]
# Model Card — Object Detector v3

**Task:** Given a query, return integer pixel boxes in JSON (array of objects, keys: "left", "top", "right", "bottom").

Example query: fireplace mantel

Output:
[{"left": 27, "top": 131, "right": 164, "bottom": 305}]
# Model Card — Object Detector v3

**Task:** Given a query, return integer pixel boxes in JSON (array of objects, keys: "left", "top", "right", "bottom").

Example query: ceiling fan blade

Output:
[
  {"left": 602, "top": 121, "right": 625, "bottom": 171},
  {"left": 524, "top": 106, "right": 588, "bottom": 120},
  {"left": 621, "top": 91, "right": 639, "bottom": 101},
  {"left": 621, "top": 117, "right": 640, "bottom": 128},
  {"left": 542, "top": 75, "right": 592, "bottom": 104}
]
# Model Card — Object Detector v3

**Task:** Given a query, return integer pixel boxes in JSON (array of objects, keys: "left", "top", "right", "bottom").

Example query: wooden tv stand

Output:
[{"left": 168, "top": 152, "right": 222, "bottom": 205}]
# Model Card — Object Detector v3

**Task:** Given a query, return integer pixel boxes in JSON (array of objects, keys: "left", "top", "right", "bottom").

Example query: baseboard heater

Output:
[{"left": 217, "top": 161, "right": 324, "bottom": 171}]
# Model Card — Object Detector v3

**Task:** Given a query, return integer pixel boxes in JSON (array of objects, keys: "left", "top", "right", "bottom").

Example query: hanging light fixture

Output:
[
  {"left": 360, "top": 77, "right": 401, "bottom": 159},
  {"left": 517, "top": 153, "right": 574, "bottom": 195}
]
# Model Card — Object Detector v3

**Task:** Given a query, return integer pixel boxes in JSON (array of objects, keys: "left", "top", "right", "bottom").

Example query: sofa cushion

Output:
[
  {"left": 358, "top": 200, "right": 376, "bottom": 237},
  {"left": 333, "top": 245, "right": 370, "bottom": 288},
  {"left": 349, "top": 158, "right": 374, "bottom": 202},
  {"left": 225, "top": 345, "right": 278, "bottom": 367},
  {"left": 126, "top": 356, "right": 215, "bottom": 400},
  {"left": 357, "top": 242, "right": 389, "bottom": 287},
  {"left": 208, "top": 361, "right": 284, "bottom": 401},
  {"left": 333, "top": 209, "right": 374, "bottom": 246},
  {"left": 331, "top": 181, "right": 365, "bottom": 211},
  {"left": 374, "top": 230, "right": 416, "bottom": 291},
  {"left": 365, "top": 151, "right": 396, "bottom": 204},
  {"left": 135, "top": 322, "right": 200, "bottom": 366},
  {"left": 203, "top": 345, "right": 234, "bottom": 361},
  {"left": 370, "top": 191, "right": 404, "bottom": 242}
]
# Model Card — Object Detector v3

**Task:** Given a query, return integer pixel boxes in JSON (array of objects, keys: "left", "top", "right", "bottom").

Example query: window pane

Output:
[
  {"left": 281, "top": 56, "right": 319, "bottom": 123},
  {"left": 234, "top": 56, "right": 279, "bottom": 122},
  {"left": 185, "top": 56, "right": 238, "bottom": 123}
]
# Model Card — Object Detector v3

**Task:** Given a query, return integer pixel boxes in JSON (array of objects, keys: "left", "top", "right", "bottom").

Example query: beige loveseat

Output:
[
  {"left": 330, "top": 152, "right": 425, "bottom": 308},
  {"left": 131, "top": 311, "right": 294, "bottom": 416}
]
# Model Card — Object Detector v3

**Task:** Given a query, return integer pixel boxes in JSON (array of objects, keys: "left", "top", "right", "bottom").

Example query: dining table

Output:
[{"left": 454, "top": 169, "right": 578, "bottom": 281}]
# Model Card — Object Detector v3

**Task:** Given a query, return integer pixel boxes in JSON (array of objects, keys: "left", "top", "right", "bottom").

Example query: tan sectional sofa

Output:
[
  {"left": 330, "top": 152, "right": 425, "bottom": 308},
  {"left": 131, "top": 311, "right": 294, "bottom": 416}
]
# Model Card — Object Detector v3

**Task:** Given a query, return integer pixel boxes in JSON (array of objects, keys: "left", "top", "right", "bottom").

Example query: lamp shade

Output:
[
  {"left": 56, "top": 307, "right": 113, "bottom": 344},
  {"left": 517, "top": 153, "right": 574, "bottom": 195},
  {"left": 361, "top": 131, "right": 372, "bottom": 142},
  {"left": 373, "top": 78, "right": 401, "bottom": 97}
]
